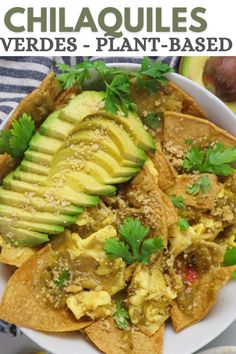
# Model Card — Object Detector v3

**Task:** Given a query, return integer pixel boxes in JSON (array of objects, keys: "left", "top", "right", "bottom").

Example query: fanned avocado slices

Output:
[{"left": 0, "top": 90, "right": 155, "bottom": 247}]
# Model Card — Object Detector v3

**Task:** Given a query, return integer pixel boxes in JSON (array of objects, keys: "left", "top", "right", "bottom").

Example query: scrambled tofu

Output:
[
  {"left": 128, "top": 263, "right": 176, "bottom": 336},
  {"left": 66, "top": 290, "right": 114, "bottom": 320}
]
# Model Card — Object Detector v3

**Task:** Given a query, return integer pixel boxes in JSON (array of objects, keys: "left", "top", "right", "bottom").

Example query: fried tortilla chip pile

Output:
[{"left": 0, "top": 74, "right": 236, "bottom": 354}]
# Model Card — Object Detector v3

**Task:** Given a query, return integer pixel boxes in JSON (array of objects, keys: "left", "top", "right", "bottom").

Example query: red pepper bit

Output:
[{"left": 184, "top": 265, "right": 197, "bottom": 286}]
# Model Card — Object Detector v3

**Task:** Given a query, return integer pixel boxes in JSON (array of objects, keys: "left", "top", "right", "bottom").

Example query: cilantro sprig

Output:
[
  {"left": 57, "top": 60, "right": 93, "bottom": 89},
  {"left": 186, "top": 175, "right": 211, "bottom": 196},
  {"left": 135, "top": 57, "right": 173, "bottom": 95},
  {"left": 114, "top": 300, "right": 130, "bottom": 330},
  {"left": 168, "top": 195, "right": 185, "bottom": 210},
  {"left": 56, "top": 57, "right": 173, "bottom": 117},
  {"left": 0, "top": 113, "right": 35, "bottom": 159},
  {"left": 54, "top": 270, "right": 70, "bottom": 289},
  {"left": 183, "top": 144, "right": 236, "bottom": 177},
  {"left": 104, "top": 74, "right": 136, "bottom": 117},
  {"left": 104, "top": 217, "right": 164, "bottom": 265}
]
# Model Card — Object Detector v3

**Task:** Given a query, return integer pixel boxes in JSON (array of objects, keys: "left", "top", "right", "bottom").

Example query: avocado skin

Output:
[{"left": 179, "top": 57, "right": 236, "bottom": 114}]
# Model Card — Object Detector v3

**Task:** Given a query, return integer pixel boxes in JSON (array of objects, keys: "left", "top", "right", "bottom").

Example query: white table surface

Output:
[{"left": 1, "top": 320, "right": 236, "bottom": 354}]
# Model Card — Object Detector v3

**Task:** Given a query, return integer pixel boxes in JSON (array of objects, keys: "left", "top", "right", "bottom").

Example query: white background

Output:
[{"left": 0, "top": 0, "right": 235, "bottom": 56}]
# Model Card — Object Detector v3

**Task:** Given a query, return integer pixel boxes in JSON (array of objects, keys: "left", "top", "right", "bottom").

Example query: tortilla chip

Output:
[
  {"left": 5, "top": 72, "right": 61, "bottom": 129},
  {"left": 163, "top": 112, "right": 236, "bottom": 164},
  {"left": 160, "top": 191, "right": 178, "bottom": 227},
  {"left": 131, "top": 82, "right": 206, "bottom": 119},
  {"left": 124, "top": 165, "right": 168, "bottom": 243},
  {"left": 0, "top": 154, "right": 17, "bottom": 184},
  {"left": 171, "top": 266, "right": 235, "bottom": 332},
  {"left": 0, "top": 245, "right": 37, "bottom": 267},
  {"left": 0, "top": 245, "right": 92, "bottom": 331},
  {"left": 149, "top": 143, "right": 177, "bottom": 191},
  {"left": 85, "top": 317, "right": 164, "bottom": 354},
  {"left": 166, "top": 174, "right": 221, "bottom": 210}
]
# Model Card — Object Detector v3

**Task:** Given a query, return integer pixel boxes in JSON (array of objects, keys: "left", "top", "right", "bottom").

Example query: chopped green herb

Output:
[
  {"left": 104, "top": 74, "right": 136, "bottom": 117},
  {"left": 104, "top": 217, "right": 164, "bottom": 265},
  {"left": 0, "top": 113, "right": 35, "bottom": 159},
  {"left": 143, "top": 112, "right": 163, "bottom": 129},
  {"left": 185, "top": 139, "right": 193, "bottom": 145},
  {"left": 183, "top": 144, "right": 236, "bottom": 177},
  {"left": 54, "top": 270, "right": 70, "bottom": 289},
  {"left": 178, "top": 217, "right": 190, "bottom": 231},
  {"left": 136, "top": 58, "right": 174, "bottom": 95},
  {"left": 186, "top": 175, "right": 211, "bottom": 196},
  {"left": 56, "top": 60, "right": 93, "bottom": 89},
  {"left": 114, "top": 300, "right": 130, "bottom": 330},
  {"left": 224, "top": 247, "right": 236, "bottom": 266},
  {"left": 168, "top": 195, "right": 185, "bottom": 210}
]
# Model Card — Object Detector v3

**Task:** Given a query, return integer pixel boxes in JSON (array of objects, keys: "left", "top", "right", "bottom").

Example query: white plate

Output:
[{"left": 1, "top": 65, "right": 236, "bottom": 354}]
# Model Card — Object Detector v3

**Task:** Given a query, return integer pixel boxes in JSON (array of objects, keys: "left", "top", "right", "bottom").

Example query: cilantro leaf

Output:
[
  {"left": 104, "top": 237, "right": 133, "bottom": 264},
  {"left": 54, "top": 270, "right": 70, "bottom": 289},
  {"left": 0, "top": 113, "right": 35, "bottom": 159},
  {"left": 105, "top": 218, "right": 164, "bottom": 265},
  {"left": 136, "top": 57, "right": 173, "bottom": 95},
  {"left": 143, "top": 112, "right": 163, "bottom": 130},
  {"left": 168, "top": 195, "right": 185, "bottom": 210},
  {"left": 114, "top": 300, "right": 130, "bottom": 330},
  {"left": 224, "top": 247, "right": 236, "bottom": 266},
  {"left": 105, "top": 74, "right": 136, "bottom": 116},
  {"left": 187, "top": 175, "right": 211, "bottom": 196},
  {"left": 119, "top": 217, "right": 149, "bottom": 259},
  {"left": 183, "top": 144, "right": 236, "bottom": 177},
  {"left": 140, "top": 237, "right": 164, "bottom": 264},
  {"left": 93, "top": 61, "right": 123, "bottom": 78},
  {"left": 177, "top": 217, "right": 190, "bottom": 231},
  {"left": 56, "top": 60, "right": 93, "bottom": 89}
]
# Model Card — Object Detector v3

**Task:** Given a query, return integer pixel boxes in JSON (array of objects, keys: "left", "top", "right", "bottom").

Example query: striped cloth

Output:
[
  {"left": 0, "top": 55, "right": 179, "bottom": 338},
  {"left": 0, "top": 56, "right": 180, "bottom": 124}
]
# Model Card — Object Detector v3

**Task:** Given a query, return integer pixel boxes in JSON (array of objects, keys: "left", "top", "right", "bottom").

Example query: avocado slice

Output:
[
  {"left": 1, "top": 226, "right": 49, "bottom": 247},
  {"left": 24, "top": 150, "right": 53, "bottom": 165},
  {"left": 3, "top": 174, "right": 99, "bottom": 208},
  {"left": 65, "top": 172, "right": 116, "bottom": 196},
  {"left": 3, "top": 173, "right": 41, "bottom": 193},
  {"left": 13, "top": 168, "right": 47, "bottom": 184},
  {"left": 61, "top": 91, "right": 156, "bottom": 153},
  {"left": 29, "top": 132, "right": 63, "bottom": 155},
  {"left": 179, "top": 57, "right": 236, "bottom": 114},
  {"left": 0, "top": 216, "right": 64, "bottom": 234},
  {"left": 73, "top": 118, "right": 147, "bottom": 164},
  {"left": 69, "top": 130, "right": 141, "bottom": 167},
  {"left": 0, "top": 188, "right": 83, "bottom": 216},
  {"left": 61, "top": 186, "right": 99, "bottom": 207},
  {"left": 82, "top": 161, "right": 132, "bottom": 185},
  {"left": 40, "top": 111, "right": 75, "bottom": 139},
  {"left": 20, "top": 160, "right": 49, "bottom": 175},
  {"left": 0, "top": 204, "right": 76, "bottom": 226}
]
